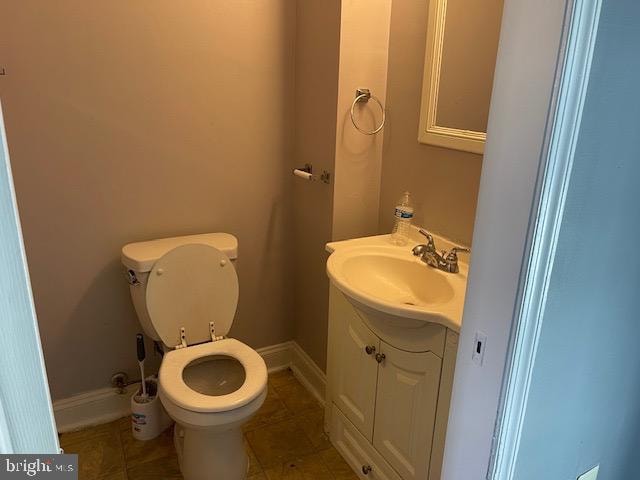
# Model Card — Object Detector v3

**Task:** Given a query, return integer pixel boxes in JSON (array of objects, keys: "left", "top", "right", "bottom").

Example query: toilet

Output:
[{"left": 121, "top": 233, "right": 267, "bottom": 480}]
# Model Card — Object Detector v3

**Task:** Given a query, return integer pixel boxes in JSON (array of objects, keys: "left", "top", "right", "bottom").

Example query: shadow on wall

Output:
[
  {"left": 43, "top": 258, "right": 155, "bottom": 400},
  {"left": 342, "top": 107, "right": 380, "bottom": 156},
  {"left": 231, "top": 195, "right": 294, "bottom": 344},
  {"left": 333, "top": 108, "right": 385, "bottom": 242}
]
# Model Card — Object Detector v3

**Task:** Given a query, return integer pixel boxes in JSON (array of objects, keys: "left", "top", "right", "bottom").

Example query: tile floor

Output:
[{"left": 59, "top": 369, "right": 358, "bottom": 480}]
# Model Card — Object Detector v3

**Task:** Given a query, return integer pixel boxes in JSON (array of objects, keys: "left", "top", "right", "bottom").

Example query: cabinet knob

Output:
[
  {"left": 365, "top": 345, "right": 376, "bottom": 355},
  {"left": 362, "top": 465, "right": 372, "bottom": 475},
  {"left": 375, "top": 353, "right": 386, "bottom": 364}
]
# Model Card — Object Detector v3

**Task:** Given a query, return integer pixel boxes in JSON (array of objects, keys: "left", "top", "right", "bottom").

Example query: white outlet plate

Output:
[
  {"left": 472, "top": 331, "right": 487, "bottom": 366},
  {"left": 577, "top": 465, "right": 599, "bottom": 480}
]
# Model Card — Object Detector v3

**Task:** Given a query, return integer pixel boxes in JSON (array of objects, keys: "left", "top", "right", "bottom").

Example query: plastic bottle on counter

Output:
[{"left": 390, "top": 191, "right": 414, "bottom": 246}]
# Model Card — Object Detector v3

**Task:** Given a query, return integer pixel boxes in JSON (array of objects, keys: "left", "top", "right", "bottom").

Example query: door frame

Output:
[
  {"left": 0, "top": 101, "right": 59, "bottom": 453},
  {"left": 488, "top": 0, "right": 602, "bottom": 477},
  {"left": 441, "top": 0, "right": 602, "bottom": 478}
]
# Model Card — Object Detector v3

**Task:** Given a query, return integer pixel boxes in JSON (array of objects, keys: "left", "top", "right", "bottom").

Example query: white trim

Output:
[
  {"left": 418, "top": 0, "right": 486, "bottom": 154},
  {"left": 54, "top": 384, "right": 139, "bottom": 434},
  {"left": 54, "top": 341, "right": 325, "bottom": 433},
  {"left": 489, "top": 1, "right": 602, "bottom": 478},
  {"left": 290, "top": 342, "right": 327, "bottom": 407},
  {"left": 254, "top": 341, "right": 294, "bottom": 374}
]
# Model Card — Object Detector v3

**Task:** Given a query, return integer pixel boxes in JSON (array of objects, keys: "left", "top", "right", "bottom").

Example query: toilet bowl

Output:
[{"left": 122, "top": 233, "right": 267, "bottom": 480}]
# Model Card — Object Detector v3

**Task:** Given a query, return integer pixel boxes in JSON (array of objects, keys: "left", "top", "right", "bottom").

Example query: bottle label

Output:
[{"left": 394, "top": 207, "right": 414, "bottom": 219}]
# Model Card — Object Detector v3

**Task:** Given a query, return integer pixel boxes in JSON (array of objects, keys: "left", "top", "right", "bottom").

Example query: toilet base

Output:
[{"left": 174, "top": 424, "right": 248, "bottom": 480}]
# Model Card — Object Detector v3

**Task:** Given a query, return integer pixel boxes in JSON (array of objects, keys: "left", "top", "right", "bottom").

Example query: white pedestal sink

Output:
[{"left": 326, "top": 229, "right": 468, "bottom": 333}]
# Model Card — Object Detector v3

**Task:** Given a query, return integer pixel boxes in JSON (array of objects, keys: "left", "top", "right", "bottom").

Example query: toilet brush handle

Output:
[
  {"left": 136, "top": 334, "right": 148, "bottom": 397},
  {"left": 136, "top": 334, "right": 146, "bottom": 362}
]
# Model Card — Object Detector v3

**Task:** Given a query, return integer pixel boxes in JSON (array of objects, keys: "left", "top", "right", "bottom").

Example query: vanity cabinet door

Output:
[
  {"left": 329, "top": 298, "right": 380, "bottom": 441},
  {"left": 373, "top": 343, "right": 442, "bottom": 480}
]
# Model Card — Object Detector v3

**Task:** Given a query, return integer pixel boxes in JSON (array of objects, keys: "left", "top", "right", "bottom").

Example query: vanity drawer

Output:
[{"left": 330, "top": 403, "right": 402, "bottom": 480}]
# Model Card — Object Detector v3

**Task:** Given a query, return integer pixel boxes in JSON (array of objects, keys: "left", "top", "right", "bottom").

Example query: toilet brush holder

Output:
[{"left": 130, "top": 378, "right": 172, "bottom": 441}]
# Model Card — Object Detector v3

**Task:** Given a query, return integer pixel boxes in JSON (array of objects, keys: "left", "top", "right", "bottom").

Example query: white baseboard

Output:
[
  {"left": 53, "top": 384, "right": 139, "bottom": 434},
  {"left": 290, "top": 342, "right": 327, "bottom": 406},
  {"left": 54, "top": 340, "right": 324, "bottom": 433},
  {"left": 258, "top": 341, "right": 294, "bottom": 373}
]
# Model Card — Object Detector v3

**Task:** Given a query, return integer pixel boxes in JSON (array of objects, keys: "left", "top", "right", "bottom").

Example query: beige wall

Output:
[
  {"left": 293, "top": 0, "right": 393, "bottom": 371},
  {"left": 332, "top": 0, "right": 392, "bottom": 242},
  {"left": 293, "top": 0, "right": 392, "bottom": 371},
  {"left": 291, "top": 0, "right": 341, "bottom": 371},
  {"left": 437, "top": 0, "right": 503, "bottom": 132},
  {"left": 379, "top": 0, "right": 483, "bottom": 246},
  {"left": 0, "top": 1, "right": 296, "bottom": 400}
]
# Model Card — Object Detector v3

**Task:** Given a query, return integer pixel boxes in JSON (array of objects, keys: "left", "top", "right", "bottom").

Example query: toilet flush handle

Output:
[{"left": 125, "top": 270, "right": 140, "bottom": 286}]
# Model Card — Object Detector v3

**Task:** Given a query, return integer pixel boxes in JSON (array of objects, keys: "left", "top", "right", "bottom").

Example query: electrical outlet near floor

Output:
[{"left": 577, "top": 465, "right": 599, "bottom": 480}]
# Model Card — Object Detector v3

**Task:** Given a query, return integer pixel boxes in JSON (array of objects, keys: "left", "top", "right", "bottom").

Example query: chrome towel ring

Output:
[{"left": 350, "top": 88, "right": 386, "bottom": 135}]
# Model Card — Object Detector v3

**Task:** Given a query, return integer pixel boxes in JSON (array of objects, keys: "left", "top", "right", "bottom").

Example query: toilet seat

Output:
[{"left": 159, "top": 338, "right": 267, "bottom": 413}]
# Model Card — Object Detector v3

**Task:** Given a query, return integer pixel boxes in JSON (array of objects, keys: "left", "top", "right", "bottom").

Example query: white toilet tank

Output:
[{"left": 121, "top": 233, "right": 238, "bottom": 343}]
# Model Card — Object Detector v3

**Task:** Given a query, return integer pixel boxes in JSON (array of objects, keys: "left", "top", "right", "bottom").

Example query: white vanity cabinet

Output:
[
  {"left": 329, "top": 298, "right": 380, "bottom": 440},
  {"left": 374, "top": 344, "right": 441, "bottom": 480},
  {"left": 326, "top": 286, "right": 459, "bottom": 480}
]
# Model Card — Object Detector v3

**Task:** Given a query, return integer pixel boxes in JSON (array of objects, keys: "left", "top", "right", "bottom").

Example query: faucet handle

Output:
[
  {"left": 418, "top": 228, "right": 432, "bottom": 239},
  {"left": 445, "top": 246, "right": 470, "bottom": 262},
  {"left": 444, "top": 246, "right": 470, "bottom": 273},
  {"left": 418, "top": 229, "right": 436, "bottom": 248}
]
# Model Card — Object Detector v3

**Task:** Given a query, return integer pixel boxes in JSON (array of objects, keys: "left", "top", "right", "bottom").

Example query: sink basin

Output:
[{"left": 327, "top": 244, "right": 467, "bottom": 331}]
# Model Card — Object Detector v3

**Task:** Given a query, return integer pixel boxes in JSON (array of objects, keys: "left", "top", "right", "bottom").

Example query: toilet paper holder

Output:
[{"left": 293, "top": 163, "right": 331, "bottom": 184}]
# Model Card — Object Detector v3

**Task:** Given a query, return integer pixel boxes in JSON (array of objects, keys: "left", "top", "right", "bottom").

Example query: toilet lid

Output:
[{"left": 146, "top": 243, "right": 239, "bottom": 348}]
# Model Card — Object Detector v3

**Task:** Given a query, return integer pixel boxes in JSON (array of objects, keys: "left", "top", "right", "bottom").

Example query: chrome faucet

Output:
[{"left": 412, "top": 229, "right": 470, "bottom": 273}]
